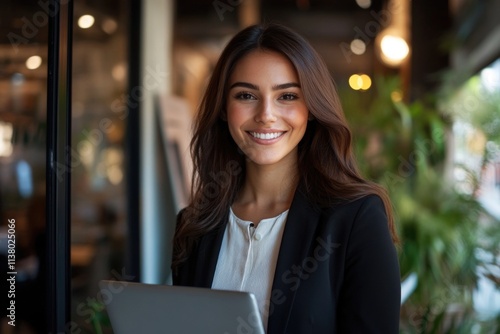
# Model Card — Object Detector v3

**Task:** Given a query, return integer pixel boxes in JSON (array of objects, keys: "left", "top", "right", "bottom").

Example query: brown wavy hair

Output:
[{"left": 172, "top": 23, "right": 398, "bottom": 270}]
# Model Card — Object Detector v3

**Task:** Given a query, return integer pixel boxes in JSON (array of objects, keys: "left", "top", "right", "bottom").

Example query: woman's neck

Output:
[{"left": 232, "top": 157, "right": 298, "bottom": 222}]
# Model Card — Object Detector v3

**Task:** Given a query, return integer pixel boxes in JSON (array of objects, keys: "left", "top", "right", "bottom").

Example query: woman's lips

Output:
[{"left": 246, "top": 131, "right": 286, "bottom": 144}]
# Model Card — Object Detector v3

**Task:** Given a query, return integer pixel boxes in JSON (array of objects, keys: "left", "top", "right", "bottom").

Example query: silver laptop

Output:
[{"left": 99, "top": 280, "right": 265, "bottom": 334}]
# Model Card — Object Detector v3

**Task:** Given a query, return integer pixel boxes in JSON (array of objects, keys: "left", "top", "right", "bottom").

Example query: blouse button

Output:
[{"left": 254, "top": 233, "right": 262, "bottom": 241}]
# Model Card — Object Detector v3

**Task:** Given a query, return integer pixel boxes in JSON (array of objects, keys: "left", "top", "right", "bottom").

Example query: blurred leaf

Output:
[{"left": 341, "top": 75, "right": 500, "bottom": 333}]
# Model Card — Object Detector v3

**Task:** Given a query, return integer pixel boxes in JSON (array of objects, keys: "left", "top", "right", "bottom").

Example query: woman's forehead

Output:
[{"left": 228, "top": 50, "right": 299, "bottom": 86}]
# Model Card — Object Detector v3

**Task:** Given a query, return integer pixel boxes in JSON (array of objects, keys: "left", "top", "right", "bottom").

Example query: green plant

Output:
[
  {"left": 340, "top": 76, "right": 500, "bottom": 333},
  {"left": 87, "top": 300, "right": 111, "bottom": 334}
]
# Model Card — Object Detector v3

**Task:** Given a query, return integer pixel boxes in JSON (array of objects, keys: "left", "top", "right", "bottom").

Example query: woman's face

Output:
[{"left": 226, "top": 50, "right": 309, "bottom": 168}]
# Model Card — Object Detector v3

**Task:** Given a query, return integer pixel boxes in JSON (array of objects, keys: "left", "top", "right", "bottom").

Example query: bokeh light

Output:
[
  {"left": 26, "top": 55, "right": 42, "bottom": 70},
  {"left": 349, "top": 74, "right": 372, "bottom": 91},
  {"left": 380, "top": 35, "right": 409, "bottom": 66},
  {"left": 78, "top": 15, "right": 95, "bottom": 29},
  {"left": 350, "top": 39, "right": 366, "bottom": 55}
]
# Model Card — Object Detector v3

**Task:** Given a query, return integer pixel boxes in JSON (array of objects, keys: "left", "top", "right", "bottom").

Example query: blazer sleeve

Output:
[
  {"left": 337, "top": 195, "right": 401, "bottom": 333},
  {"left": 172, "top": 208, "right": 188, "bottom": 286}
]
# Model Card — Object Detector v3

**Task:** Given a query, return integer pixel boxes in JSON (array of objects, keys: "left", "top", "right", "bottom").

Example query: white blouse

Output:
[{"left": 211, "top": 207, "right": 289, "bottom": 332}]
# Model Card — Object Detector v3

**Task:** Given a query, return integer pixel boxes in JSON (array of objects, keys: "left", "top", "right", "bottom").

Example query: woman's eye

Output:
[
  {"left": 280, "top": 93, "right": 298, "bottom": 100},
  {"left": 235, "top": 92, "right": 255, "bottom": 100}
]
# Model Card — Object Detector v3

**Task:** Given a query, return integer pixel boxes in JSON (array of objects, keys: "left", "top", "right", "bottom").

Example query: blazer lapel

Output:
[
  {"left": 193, "top": 215, "right": 228, "bottom": 288},
  {"left": 267, "top": 190, "right": 321, "bottom": 333}
]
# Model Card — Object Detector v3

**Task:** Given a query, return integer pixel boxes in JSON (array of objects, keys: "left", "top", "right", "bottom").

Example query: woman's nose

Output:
[{"left": 254, "top": 99, "right": 277, "bottom": 124}]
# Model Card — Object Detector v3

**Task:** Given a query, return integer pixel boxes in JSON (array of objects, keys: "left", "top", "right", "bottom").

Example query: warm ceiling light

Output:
[
  {"left": 102, "top": 18, "right": 118, "bottom": 34},
  {"left": 349, "top": 74, "right": 372, "bottom": 91},
  {"left": 350, "top": 39, "right": 366, "bottom": 55},
  {"left": 356, "top": 0, "right": 371, "bottom": 8},
  {"left": 349, "top": 74, "right": 361, "bottom": 90},
  {"left": 26, "top": 55, "right": 42, "bottom": 70},
  {"left": 360, "top": 74, "right": 372, "bottom": 90},
  {"left": 380, "top": 35, "right": 409, "bottom": 66},
  {"left": 112, "top": 63, "right": 127, "bottom": 81},
  {"left": 0, "top": 121, "right": 14, "bottom": 157},
  {"left": 78, "top": 15, "right": 95, "bottom": 29}
]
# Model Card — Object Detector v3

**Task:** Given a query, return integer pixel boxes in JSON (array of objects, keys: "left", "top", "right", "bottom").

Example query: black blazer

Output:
[{"left": 173, "top": 190, "right": 401, "bottom": 333}]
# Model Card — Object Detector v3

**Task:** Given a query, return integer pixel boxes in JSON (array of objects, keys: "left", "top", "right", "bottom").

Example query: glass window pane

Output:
[
  {"left": 0, "top": 1, "right": 48, "bottom": 332},
  {"left": 70, "top": 1, "right": 130, "bottom": 331}
]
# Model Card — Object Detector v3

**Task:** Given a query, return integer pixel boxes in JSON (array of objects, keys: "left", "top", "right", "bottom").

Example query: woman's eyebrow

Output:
[
  {"left": 229, "top": 82, "right": 301, "bottom": 90},
  {"left": 272, "top": 82, "right": 300, "bottom": 90},
  {"left": 229, "top": 82, "right": 258, "bottom": 90}
]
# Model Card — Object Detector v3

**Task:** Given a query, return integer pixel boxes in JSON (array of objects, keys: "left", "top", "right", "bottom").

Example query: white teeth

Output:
[{"left": 250, "top": 132, "right": 283, "bottom": 140}]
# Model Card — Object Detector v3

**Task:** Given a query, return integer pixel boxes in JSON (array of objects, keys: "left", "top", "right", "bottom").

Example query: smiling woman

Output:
[
  {"left": 172, "top": 23, "right": 400, "bottom": 333},
  {"left": 226, "top": 50, "right": 309, "bottom": 169}
]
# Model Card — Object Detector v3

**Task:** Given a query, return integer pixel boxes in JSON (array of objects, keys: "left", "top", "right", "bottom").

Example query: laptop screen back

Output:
[{"left": 99, "top": 280, "right": 265, "bottom": 334}]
